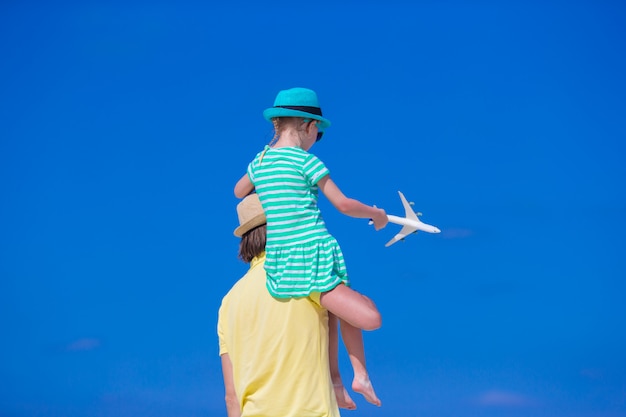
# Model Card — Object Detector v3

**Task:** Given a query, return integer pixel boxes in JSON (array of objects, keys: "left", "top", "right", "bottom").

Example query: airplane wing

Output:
[
  {"left": 398, "top": 191, "right": 419, "bottom": 221},
  {"left": 385, "top": 224, "right": 418, "bottom": 247}
]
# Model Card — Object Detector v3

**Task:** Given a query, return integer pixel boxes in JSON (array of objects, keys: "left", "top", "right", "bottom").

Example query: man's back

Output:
[{"left": 218, "top": 254, "right": 340, "bottom": 417}]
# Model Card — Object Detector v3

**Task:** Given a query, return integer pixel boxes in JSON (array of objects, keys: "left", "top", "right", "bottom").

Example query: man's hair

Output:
[{"left": 238, "top": 224, "right": 267, "bottom": 263}]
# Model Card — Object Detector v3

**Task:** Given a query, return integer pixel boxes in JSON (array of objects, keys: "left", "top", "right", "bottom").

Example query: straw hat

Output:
[
  {"left": 263, "top": 87, "right": 331, "bottom": 128},
  {"left": 233, "top": 194, "right": 267, "bottom": 237}
]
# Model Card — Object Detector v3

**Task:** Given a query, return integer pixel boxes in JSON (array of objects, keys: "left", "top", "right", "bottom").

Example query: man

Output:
[{"left": 218, "top": 194, "right": 381, "bottom": 417}]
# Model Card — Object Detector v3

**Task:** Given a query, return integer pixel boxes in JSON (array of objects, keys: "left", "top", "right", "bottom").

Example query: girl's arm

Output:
[
  {"left": 317, "top": 176, "right": 388, "bottom": 230},
  {"left": 234, "top": 174, "right": 254, "bottom": 198}
]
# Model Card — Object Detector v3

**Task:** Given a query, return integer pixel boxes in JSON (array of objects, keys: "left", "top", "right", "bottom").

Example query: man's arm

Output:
[{"left": 220, "top": 353, "right": 241, "bottom": 417}]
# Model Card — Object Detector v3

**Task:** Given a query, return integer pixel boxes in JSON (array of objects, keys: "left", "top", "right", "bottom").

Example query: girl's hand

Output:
[{"left": 371, "top": 208, "right": 388, "bottom": 231}]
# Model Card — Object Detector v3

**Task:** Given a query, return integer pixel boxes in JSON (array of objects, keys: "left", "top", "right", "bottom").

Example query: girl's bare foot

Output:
[
  {"left": 333, "top": 383, "right": 357, "bottom": 409},
  {"left": 353, "top": 377, "right": 381, "bottom": 406}
]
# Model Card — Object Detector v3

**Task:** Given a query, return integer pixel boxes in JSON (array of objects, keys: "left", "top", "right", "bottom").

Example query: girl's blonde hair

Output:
[{"left": 268, "top": 117, "right": 308, "bottom": 147}]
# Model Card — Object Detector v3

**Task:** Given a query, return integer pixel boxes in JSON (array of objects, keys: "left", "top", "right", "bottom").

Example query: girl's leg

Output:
[
  {"left": 328, "top": 313, "right": 356, "bottom": 410},
  {"left": 319, "top": 283, "right": 381, "bottom": 331},
  {"left": 339, "top": 318, "right": 381, "bottom": 407},
  {"left": 320, "top": 284, "right": 382, "bottom": 407}
]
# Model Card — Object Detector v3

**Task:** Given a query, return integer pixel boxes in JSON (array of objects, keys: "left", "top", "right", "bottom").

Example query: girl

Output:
[{"left": 234, "top": 87, "right": 388, "bottom": 408}]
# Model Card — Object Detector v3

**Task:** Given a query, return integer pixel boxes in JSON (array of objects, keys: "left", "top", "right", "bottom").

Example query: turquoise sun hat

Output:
[{"left": 263, "top": 87, "right": 331, "bottom": 129}]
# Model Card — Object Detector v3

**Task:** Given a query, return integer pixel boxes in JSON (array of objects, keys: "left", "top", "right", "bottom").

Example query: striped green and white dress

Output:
[{"left": 247, "top": 146, "right": 349, "bottom": 298}]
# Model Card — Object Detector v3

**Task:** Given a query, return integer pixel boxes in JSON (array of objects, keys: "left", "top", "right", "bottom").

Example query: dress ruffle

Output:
[{"left": 264, "top": 236, "right": 349, "bottom": 298}]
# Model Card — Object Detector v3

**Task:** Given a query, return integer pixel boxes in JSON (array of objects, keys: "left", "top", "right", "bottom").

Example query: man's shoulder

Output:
[{"left": 223, "top": 260, "right": 266, "bottom": 298}]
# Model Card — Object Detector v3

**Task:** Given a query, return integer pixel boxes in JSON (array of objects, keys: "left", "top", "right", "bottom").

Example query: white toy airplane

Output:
[{"left": 382, "top": 191, "right": 441, "bottom": 247}]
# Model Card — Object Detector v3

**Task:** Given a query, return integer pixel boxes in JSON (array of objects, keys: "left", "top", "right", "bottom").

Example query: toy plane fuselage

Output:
[{"left": 385, "top": 191, "right": 441, "bottom": 247}]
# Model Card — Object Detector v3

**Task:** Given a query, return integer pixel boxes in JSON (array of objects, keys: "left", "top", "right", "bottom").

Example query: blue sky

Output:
[{"left": 1, "top": 1, "right": 625, "bottom": 416}]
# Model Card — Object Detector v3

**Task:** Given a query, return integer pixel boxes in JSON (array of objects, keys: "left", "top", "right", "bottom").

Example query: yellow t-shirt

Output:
[{"left": 218, "top": 253, "right": 340, "bottom": 417}]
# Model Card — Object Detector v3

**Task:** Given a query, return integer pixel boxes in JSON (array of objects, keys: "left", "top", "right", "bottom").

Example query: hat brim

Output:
[
  {"left": 233, "top": 213, "right": 266, "bottom": 237},
  {"left": 263, "top": 107, "right": 331, "bottom": 129}
]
